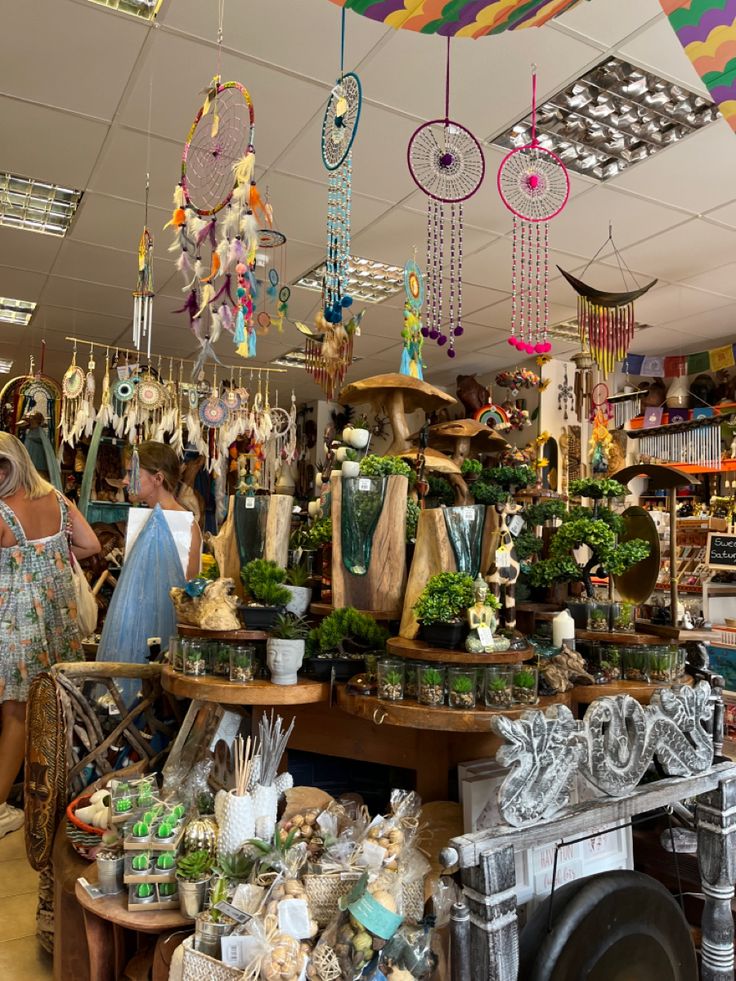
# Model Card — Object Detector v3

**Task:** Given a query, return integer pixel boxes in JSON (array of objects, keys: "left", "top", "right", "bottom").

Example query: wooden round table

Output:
[
  {"left": 161, "top": 665, "right": 329, "bottom": 705},
  {"left": 75, "top": 870, "right": 191, "bottom": 981}
]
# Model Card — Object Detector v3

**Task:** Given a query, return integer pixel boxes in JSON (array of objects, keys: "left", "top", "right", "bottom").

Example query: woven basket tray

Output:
[
  {"left": 303, "top": 873, "right": 425, "bottom": 927},
  {"left": 181, "top": 936, "right": 242, "bottom": 981}
]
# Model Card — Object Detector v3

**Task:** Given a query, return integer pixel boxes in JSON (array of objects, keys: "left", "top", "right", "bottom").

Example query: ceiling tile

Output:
[
  {"left": 614, "top": 218, "right": 736, "bottom": 281},
  {"left": 683, "top": 262, "right": 736, "bottom": 299},
  {"left": 554, "top": 0, "right": 661, "bottom": 47},
  {"left": 626, "top": 324, "right": 695, "bottom": 355},
  {"left": 0, "top": 0, "right": 147, "bottom": 120},
  {"left": 88, "top": 127, "right": 183, "bottom": 211},
  {"left": 52, "top": 240, "right": 173, "bottom": 291},
  {"left": 626, "top": 283, "right": 731, "bottom": 326},
  {"left": 617, "top": 16, "right": 709, "bottom": 96},
  {"left": 69, "top": 194, "right": 171, "bottom": 253},
  {"left": 0, "top": 268, "right": 47, "bottom": 303},
  {"left": 666, "top": 305, "right": 736, "bottom": 343},
  {"left": 0, "top": 226, "right": 62, "bottom": 275},
  {"left": 39, "top": 276, "right": 132, "bottom": 318}
]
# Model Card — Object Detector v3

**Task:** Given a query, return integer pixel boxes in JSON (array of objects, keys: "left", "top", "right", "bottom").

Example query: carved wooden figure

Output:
[{"left": 486, "top": 500, "right": 522, "bottom": 631}]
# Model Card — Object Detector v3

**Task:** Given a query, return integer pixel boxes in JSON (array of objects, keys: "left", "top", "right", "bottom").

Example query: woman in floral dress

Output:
[{"left": 0, "top": 434, "right": 99, "bottom": 838}]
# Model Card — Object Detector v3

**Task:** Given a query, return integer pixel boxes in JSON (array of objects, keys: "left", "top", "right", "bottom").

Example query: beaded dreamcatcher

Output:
[
  {"left": 167, "top": 74, "right": 267, "bottom": 373},
  {"left": 408, "top": 39, "right": 485, "bottom": 359},
  {"left": 498, "top": 68, "right": 570, "bottom": 354},
  {"left": 400, "top": 257, "right": 425, "bottom": 379}
]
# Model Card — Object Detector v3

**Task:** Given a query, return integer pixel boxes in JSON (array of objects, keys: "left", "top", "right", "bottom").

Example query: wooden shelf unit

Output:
[{"left": 386, "top": 635, "right": 533, "bottom": 665}]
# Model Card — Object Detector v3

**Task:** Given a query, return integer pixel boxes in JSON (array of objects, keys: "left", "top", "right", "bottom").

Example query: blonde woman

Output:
[{"left": 0, "top": 433, "right": 99, "bottom": 838}]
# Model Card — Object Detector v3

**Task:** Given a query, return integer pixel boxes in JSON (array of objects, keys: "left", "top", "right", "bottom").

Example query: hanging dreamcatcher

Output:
[
  {"left": 132, "top": 172, "right": 155, "bottom": 359},
  {"left": 498, "top": 67, "right": 570, "bottom": 354},
  {"left": 400, "top": 257, "right": 425, "bottom": 379},
  {"left": 167, "top": 68, "right": 265, "bottom": 373},
  {"left": 321, "top": 9, "right": 362, "bottom": 329},
  {"left": 557, "top": 227, "right": 657, "bottom": 376},
  {"left": 61, "top": 345, "right": 86, "bottom": 447},
  {"left": 408, "top": 39, "right": 485, "bottom": 359}
]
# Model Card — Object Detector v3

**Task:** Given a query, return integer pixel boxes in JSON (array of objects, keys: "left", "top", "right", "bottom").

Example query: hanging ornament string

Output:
[
  {"left": 408, "top": 37, "right": 484, "bottom": 359},
  {"left": 498, "top": 66, "right": 569, "bottom": 354},
  {"left": 133, "top": 77, "right": 155, "bottom": 359}
]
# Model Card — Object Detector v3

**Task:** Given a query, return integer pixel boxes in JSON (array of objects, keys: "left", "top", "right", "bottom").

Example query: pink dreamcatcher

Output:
[
  {"left": 497, "top": 68, "right": 570, "bottom": 355},
  {"left": 167, "top": 76, "right": 272, "bottom": 374}
]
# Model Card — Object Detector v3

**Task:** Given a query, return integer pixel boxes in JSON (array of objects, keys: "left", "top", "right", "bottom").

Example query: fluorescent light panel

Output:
[
  {"left": 271, "top": 348, "right": 363, "bottom": 369},
  {"left": 0, "top": 297, "right": 36, "bottom": 327},
  {"left": 492, "top": 57, "right": 718, "bottom": 182},
  {"left": 0, "top": 172, "right": 82, "bottom": 237},
  {"left": 87, "top": 0, "right": 162, "bottom": 19},
  {"left": 0, "top": 360, "right": 14, "bottom": 375},
  {"left": 295, "top": 256, "right": 404, "bottom": 303}
]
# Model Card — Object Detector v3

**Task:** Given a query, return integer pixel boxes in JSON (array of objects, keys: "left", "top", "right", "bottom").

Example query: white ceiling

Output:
[{"left": 1, "top": 0, "right": 736, "bottom": 402}]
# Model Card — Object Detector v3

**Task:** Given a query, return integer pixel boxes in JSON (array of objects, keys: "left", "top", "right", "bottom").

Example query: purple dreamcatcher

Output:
[
  {"left": 497, "top": 68, "right": 570, "bottom": 354},
  {"left": 407, "top": 39, "right": 485, "bottom": 359}
]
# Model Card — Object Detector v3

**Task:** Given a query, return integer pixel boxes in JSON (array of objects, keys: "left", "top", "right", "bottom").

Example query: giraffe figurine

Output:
[{"left": 487, "top": 498, "right": 522, "bottom": 631}]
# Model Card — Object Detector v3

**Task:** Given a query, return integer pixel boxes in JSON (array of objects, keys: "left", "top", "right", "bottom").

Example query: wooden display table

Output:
[
  {"left": 75, "top": 870, "right": 190, "bottom": 981},
  {"left": 387, "top": 635, "right": 533, "bottom": 665},
  {"left": 177, "top": 623, "right": 267, "bottom": 641},
  {"left": 337, "top": 688, "right": 569, "bottom": 731},
  {"left": 161, "top": 665, "right": 329, "bottom": 705},
  {"left": 575, "top": 629, "right": 670, "bottom": 646}
]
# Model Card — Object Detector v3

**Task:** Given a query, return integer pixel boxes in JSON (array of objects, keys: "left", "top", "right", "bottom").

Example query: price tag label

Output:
[
  {"left": 478, "top": 626, "right": 494, "bottom": 647},
  {"left": 358, "top": 478, "right": 371, "bottom": 492},
  {"left": 508, "top": 514, "right": 524, "bottom": 537},
  {"left": 245, "top": 497, "right": 256, "bottom": 510},
  {"left": 214, "top": 901, "right": 251, "bottom": 925},
  {"left": 462, "top": 507, "right": 476, "bottom": 521},
  {"left": 221, "top": 936, "right": 260, "bottom": 970},
  {"left": 278, "top": 898, "right": 312, "bottom": 940},
  {"left": 496, "top": 548, "right": 511, "bottom": 569}
]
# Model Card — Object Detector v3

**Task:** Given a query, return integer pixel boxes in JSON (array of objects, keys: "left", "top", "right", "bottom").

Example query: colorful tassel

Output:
[{"left": 234, "top": 308, "right": 245, "bottom": 345}]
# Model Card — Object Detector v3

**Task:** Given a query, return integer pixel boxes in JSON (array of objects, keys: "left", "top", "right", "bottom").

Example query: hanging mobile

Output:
[
  {"left": 400, "top": 255, "right": 425, "bottom": 379},
  {"left": 497, "top": 66, "right": 570, "bottom": 354},
  {"left": 407, "top": 38, "right": 485, "bottom": 359},
  {"left": 320, "top": 7, "right": 362, "bottom": 326},
  {"left": 557, "top": 362, "right": 574, "bottom": 420}
]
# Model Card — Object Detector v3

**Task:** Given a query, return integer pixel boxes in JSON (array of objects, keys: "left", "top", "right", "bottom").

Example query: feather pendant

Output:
[
  {"left": 219, "top": 303, "right": 234, "bottom": 333},
  {"left": 209, "top": 310, "right": 222, "bottom": 345},
  {"left": 176, "top": 251, "right": 193, "bottom": 280},
  {"left": 203, "top": 252, "right": 221, "bottom": 283},
  {"left": 187, "top": 214, "right": 208, "bottom": 240},
  {"left": 231, "top": 183, "right": 249, "bottom": 210},
  {"left": 194, "top": 283, "right": 215, "bottom": 318},
  {"left": 221, "top": 206, "right": 239, "bottom": 239},
  {"left": 197, "top": 218, "right": 217, "bottom": 248},
  {"left": 232, "top": 149, "right": 255, "bottom": 187},
  {"left": 164, "top": 207, "right": 186, "bottom": 231},
  {"left": 173, "top": 183, "right": 186, "bottom": 209},
  {"left": 228, "top": 238, "right": 245, "bottom": 267},
  {"left": 182, "top": 273, "right": 198, "bottom": 292},
  {"left": 242, "top": 213, "right": 258, "bottom": 254},
  {"left": 212, "top": 274, "right": 236, "bottom": 307},
  {"left": 193, "top": 257, "right": 205, "bottom": 280},
  {"left": 216, "top": 237, "right": 232, "bottom": 274}
]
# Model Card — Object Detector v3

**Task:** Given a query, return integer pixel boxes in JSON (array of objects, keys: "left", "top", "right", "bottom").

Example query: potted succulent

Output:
[
  {"left": 176, "top": 849, "right": 214, "bottom": 919},
  {"left": 304, "top": 607, "right": 388, "bottom": 681},
  {"left": 623, "top": 647, "right": 650, "bottom": 682},
  {"left": 485, "top": 667, "right": 513, "bottom": 708},
  {"left": 600, "top": 645, "right": 622, "bottom": 682},
  {"left": 413, "top": 572, "right": 476, "bottom": 649},
  {"left": 588, "top": 602, "right": 610, "bottom": 632},
  {"left": 194, "top": 875, "right": 236, "bottom": 956},
  {"left": 267, "top": 613, "right": 309, "bottom": 685},
  {"left": 448, "top": 666, "right": 477, "bottom": 709},
  {"left": 649, "top": 647, "right": 677, "bottom": 683},
  {"left": 240, "top": 559, "right": 291, "bottom": 630},
  {"left": 377, "top": 659, "right": 405, "bottom": 701},
  {"left": 285, "top": 563, "right": 312, "bottom": 616},
  {"left": 341, "top": 448, "right": 361, "bottom": 479},
  {"left": 344, "top": 414, "right": 371, "bottom": 450},
  {"left": 512, "top": 666, "right": 538, "bottom": 705},
  {"left": 418, "top": 665, "right": 445, "bottom": 706},
  {"left": 611, "top": 600, "right": 636, "bottom": 633}
]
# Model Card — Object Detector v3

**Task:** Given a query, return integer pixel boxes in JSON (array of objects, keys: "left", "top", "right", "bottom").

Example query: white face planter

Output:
[{"left": 266, "top": 639, "right": 305, "bottom": 686}]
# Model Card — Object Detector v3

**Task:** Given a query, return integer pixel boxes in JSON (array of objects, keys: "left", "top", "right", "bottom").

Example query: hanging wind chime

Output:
[
  {"left": 557, "top": 226, "right": 657, "bottom": 376},
  {"left": 400, "top": 256, "right": 425, "bottom": 379},
  {"left": 407, "top": 38, "right": 485, "bottom": 359},
  {"left": 132, "top": 174, "right": 155, "bottom": 360},
  {"left": 497, "top": 67, "right": 570, "bottom": 354}
]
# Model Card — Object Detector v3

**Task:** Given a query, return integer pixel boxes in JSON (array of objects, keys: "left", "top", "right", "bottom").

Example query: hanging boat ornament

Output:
[
  {"left": 400, "top": 257, "right": 425, "bottom": 379},
  {"left": 497, "top": 67, "right": 569, "bottom": 354},
  {"left": 557, "top": 230, "right": 657, "bottom": 376},
  {"left": 320, "top": 11, "right": 362, "bottom": 327},
  {"left": 408, "top": 38, "right": 484, "bottom": 359}
]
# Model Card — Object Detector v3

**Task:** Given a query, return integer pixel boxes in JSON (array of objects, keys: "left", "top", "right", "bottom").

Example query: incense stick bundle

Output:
[
  {"left": 258, "top": 710, "right": 295, "bottom": 788},
  {"left": 233, "top": 733, "right": 258, "bottom": 796}
]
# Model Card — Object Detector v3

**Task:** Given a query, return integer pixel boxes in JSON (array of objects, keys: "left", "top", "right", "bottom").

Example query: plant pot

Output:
[
  {"left": 216, "top": 789, "right": 255, "bottom": 859},
  {"left": 96, "top": 854, "right": 124, "bottom": 895},
  {"left": 565, "top": 601, "right": 589, "bottom": 630},
  {"left": 285, "top": 584, "right": 312, "bottom": 617},
  {"left": 194, "top": 912, "right": 236, "bottom": 958},
  {"left": 350, "top": 428, "right": 370, "bottom": 450},
  {"left": 303, "top": 657, "right": 366, "bottom": 682},
  {"left": 419, "top": 621, "right": 465, "bottom": 650},
  {"left": 178, "top": 875, "right": 212, "bottom": 920},
  {"left": 253, "top": 783, "right": 279, "bottom": 841},
  {"left": 267, "top": 638, "right": 305, "bottom": 685},
  {"left": 341, "top": 460, "right": 360, "bottom": 478},
  {"left": 239, "top": 604, "right": 283, "bottom": 631}
]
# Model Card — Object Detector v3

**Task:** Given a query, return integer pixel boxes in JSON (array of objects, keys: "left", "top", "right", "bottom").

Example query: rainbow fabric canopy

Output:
[
  {"left": 660, "top": 0, "right": 736, "bottom": 132},
  {"left": 329, "top": 0, "right": 584, "bottom": 37}
]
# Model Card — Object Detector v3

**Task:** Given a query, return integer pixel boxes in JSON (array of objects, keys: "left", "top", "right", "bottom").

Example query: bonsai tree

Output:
[
  {"left": 240, "top": 559, "right": 291, "bottom": 607},
  {"left": 307, "top": 607, "right": 389, "bottom": 659},
  {"left": 515, "top": 499, "right": 568, "bottom": 563},
  {"left": 529, "top": 479, "right": 650, "bottom": 598},
  {"left": 413, "top": 572, "right": 476, "bottom": 626},
  {"left": 461, "top": 458, "right": 482, "bottom": 477},
  {"left": 473, "top": 464, "right": 536, "bottom": 506}
]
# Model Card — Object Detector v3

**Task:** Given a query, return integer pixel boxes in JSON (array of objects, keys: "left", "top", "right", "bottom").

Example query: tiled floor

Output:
[{"left": 0, "top": 829, "right": 52, "bottom": 980}]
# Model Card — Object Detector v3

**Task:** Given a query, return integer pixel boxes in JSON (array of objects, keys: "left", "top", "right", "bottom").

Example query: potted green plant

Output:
[
  {"left": 623, "top": 647, "right": 650, "bottom": 682},
  {"left": 176, "top": 849, "right": 214, "bottom": 920},
  {"left": 588, "top": 602, "right": 610, "bottom": 632},
  {"left": 194, "top": 874, "right": 236, "bottom": 956},
  {"left": 345, "top": 414, "right": 371, "bottom": 450},
  {"left": 358, "top": 455, "right": 412, "bottom": 479},
  {"left": 418, "top": 665, "right": 445, "bottom": 706},
  {"left": 512, "top": 666, "right": 538, "bottom": 705},
  {"left": 611, "top": 600, "right": 636, "bottom": 633},
  {"left": 267, "top": 613, "right": 309, "bottom": 685},
  {"left": 342, "top": 448, "right": 361, "bottom": 479},
  {"left": 600, "top": 645, "right": 622, "bottom": 682},
  {"left": 413, "top": 571, "right": 476, "bottom": 649},
  {"left": 448, "top": 666, "right": 477, "bottom": 709},
  {"left": 240, "top": 558, "right": 291, "bottom": 630},
  {"left": 285, "top": 563, "right": 311, "bottom": 616},
  {"left": 304, "top": 607, "right": 388, "bottom": 681},
  {"left": 460, "top": 458, "right": 482, "bottom": 483}
]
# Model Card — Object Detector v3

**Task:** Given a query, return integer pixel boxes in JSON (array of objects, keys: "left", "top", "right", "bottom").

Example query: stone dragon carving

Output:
[{"left": 492, "top": 682, "right": 714, "bottom": 827}]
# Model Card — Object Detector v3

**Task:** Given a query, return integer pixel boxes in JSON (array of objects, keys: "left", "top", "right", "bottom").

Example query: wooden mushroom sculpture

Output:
[
  {"left": 398, "top": 447, "right": 461, "bottom": 495},
  {"left": 339, "top": 373, "right": 456, "bottom": 455},
  {"left": 426, "top": 419, "right": 508, "bottom": 504}
]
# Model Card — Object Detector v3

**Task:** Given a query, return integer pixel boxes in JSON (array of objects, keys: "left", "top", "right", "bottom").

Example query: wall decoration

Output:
[
  {"left": 408, "top": 39, "right": 485, "bottom": 359},
  {"left": 624, "top": 342, "right": 736, "bottom": 377},
  {"left": 498, "top": 69, "right": 569, "bottom": 354}
]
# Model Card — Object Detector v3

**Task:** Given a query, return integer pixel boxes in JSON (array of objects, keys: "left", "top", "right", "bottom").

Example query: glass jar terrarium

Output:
[
  {"left": 447, "top": 666, "right": 477, "bottom": 710},
  {"left": 404, "top": 663, "right": 418, "bottom": 701},
  {"left": 484, "top": 666, "right": 513, "bottom": 709},
  {"left": 623, "top": 646, "right": 650, "bottom": 682},
  {"left": 587, "top": 601, "right": 611, "bottom": 633},
  {"left": 377, "top": 659, "right": 405, "bottom": 702},
  {"left": 168, "top": 635, "right": 183, "bottom": 672},
  {"left": 229, "top": 644, "right": 255, "bottom": 682},
  {"left": 183, "top": 640, "right": 207, "bottom": 677},
  {"left": 599, "top": 644, "right": 622, "bottom": 682},
  {"left": 648, "top": 646, "right": 678, "bottom": 684},
  {"left": 417, "top": 664, "right": 445, "bottom": 707},
  {"left": 511, "top": 664, "right": 538, "bottom": 705},
  {"left": 210, "top": 642, "right": 231, "bottom": 677},
  {"left": 611, "top": 601, "right": 637, "bottom": 633}
]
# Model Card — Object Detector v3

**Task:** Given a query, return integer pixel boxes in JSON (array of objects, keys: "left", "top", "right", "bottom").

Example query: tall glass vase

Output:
[
  {"left": 341, "top": 477, "right": 387, "bottom": 575},
  {"left": 442, "top": 504, "right": 485, "bottom": 578}
]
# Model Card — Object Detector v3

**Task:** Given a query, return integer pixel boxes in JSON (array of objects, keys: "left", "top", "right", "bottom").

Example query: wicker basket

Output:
[
  {"left": 181, "top": 936, "right": 243, "bottom": 981},
  {"left": 65, "top": 794, "right": 104, "bottom": 859},
  {"left": 303, "top": 873, "right": 425, "bottom": 927}
]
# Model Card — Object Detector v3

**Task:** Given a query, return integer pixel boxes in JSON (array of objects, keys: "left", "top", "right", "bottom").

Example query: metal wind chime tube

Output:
[
  {"left": 638, "top": 422, "right": 721, "bottom": 469},
  {"left": 133, "top": 221, "right": 154, "bottom": 360}
]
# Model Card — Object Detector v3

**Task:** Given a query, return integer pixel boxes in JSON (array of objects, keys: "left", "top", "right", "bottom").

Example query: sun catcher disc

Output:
[
  {"left": 408, "top": 119, "right": 485, "bottom": 203},
  {"left": 497, "top": 144, "right": 570, "bottom": 221},
  {"left": 62, "top": 365, "right": 85, "bottom": 400},
  {"left": 321, "top": 72, "right": 362, "bottom": 172},
  {"left": 111, "top": 378, "right": 137, "bottom": 403},
  {"left": 199, "top": 397, "right": 230, "bottom": 428},
  {"left": 136, "top": 379, "right": 165, "bottom": 409}
]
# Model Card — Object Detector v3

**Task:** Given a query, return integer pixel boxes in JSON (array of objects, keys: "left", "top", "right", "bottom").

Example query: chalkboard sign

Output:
[{"left": 707, "top": 533, "right": 736, "bottom": 570}]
